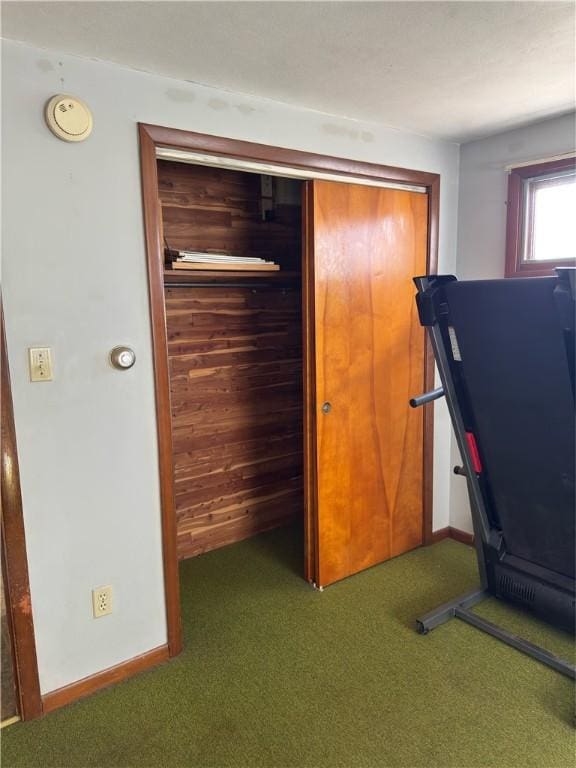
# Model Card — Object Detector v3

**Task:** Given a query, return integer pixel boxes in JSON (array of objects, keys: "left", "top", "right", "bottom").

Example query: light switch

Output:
[{"left": 29, "top": 347, "right": 53, "bottom": 382}]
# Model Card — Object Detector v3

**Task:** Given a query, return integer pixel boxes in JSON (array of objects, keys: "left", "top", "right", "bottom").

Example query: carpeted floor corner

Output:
[{"left": 2, "top": 527, "right": 574, "bottom": 768}]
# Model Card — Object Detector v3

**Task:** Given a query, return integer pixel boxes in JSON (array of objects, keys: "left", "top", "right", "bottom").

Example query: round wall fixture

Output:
[
  {"left": 45, "top": 94, "right": 93, "bottom": 142},
  {"left": 109, "top": 346, "right": 136, "bottom": 370}
]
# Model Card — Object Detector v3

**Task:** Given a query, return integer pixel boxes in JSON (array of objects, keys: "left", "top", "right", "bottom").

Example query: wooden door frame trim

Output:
[
  {"left": 139, "top": 127, "right": 182, "bottom": 657},
  {"left": 139, "top": 123, "right": 440, "bottom": 650},
  {"left": 141, "top": 124, "right": 439, "bottom": 188},
  {"left": 1, "top": 302, "right": 43, "bottom": 720},
  {"left": 302, "top": 182, "right": 318, "bottom": 583}
]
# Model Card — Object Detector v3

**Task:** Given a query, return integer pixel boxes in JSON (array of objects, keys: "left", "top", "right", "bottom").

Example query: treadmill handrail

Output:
[
  {"left": 409, "top": 387, "right": 445, "bottom": 409},
  {"left": 413, "top": 276, "right": 492, "bottom": 576}
]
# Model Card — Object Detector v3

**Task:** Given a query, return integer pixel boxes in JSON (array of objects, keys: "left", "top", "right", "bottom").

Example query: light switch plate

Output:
[{"left": 29, "top": 347, "right": 53, "bottom": 382}]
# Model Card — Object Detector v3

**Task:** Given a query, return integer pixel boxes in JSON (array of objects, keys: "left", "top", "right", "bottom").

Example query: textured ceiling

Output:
[{"left": 2, "top": 1, "right": 575, "bottom": 142}]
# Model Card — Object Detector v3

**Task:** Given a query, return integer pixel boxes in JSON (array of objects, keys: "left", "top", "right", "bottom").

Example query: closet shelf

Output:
[{"left": 163, "top": 269, "right": 301, "bottom": 285}]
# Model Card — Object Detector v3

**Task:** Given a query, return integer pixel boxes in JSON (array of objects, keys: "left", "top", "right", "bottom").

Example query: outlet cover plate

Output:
[
  {"left": 29, "top": 347, "right": 53, "bottom": 382},
  {"left": 92, "top": 586, "right": 112, "bottom": 618}
]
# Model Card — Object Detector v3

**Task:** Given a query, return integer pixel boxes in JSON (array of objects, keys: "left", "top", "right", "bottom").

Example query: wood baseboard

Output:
[
  {"left": 42, "top": 644, "right": 169, "bottom": 715},
  {"left": 448, "top": 526, "right": 475, "bottom": 546},
  {"left": 430, "top": 526, "right": 450, "bottom": 543},
  {"left": 430, "top": 526, "right": 474, "bottom": 546}
]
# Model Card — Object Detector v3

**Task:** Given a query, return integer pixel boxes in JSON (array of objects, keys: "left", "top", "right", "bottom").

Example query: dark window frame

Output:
[{"left": 505, "top": 156, "right": 576, "bottom": 277}]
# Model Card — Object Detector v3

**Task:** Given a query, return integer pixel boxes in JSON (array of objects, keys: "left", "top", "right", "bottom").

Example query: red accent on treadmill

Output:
[{"left": 465, "top": 432, "right": 483, "bottom": 473}]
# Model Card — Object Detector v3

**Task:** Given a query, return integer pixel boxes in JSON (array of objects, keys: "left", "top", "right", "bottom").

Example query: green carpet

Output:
[{"left": 2, "top": 528, "right": 574, "bottom": 768}]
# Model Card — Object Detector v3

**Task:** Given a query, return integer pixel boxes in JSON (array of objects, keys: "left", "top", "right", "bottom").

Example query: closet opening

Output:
[
  {"left": 157, "top": 158, "right": 305, "bottom": 568},
  {"left": 140, "top": 123, "right": 439, "bottom": 657}
]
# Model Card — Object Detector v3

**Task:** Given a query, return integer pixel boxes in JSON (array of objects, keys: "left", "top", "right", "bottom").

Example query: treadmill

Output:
[{"left": 409, "top": 268, "right": 575, "bottom": 678}]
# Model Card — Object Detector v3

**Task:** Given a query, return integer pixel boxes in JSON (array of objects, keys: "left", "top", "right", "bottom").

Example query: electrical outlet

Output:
[
  {"left": 92, "top": 586, "right": 113, "bottom": 618},
  {"left": 29, "top": 347, "right": 53, "bottom": 382}
]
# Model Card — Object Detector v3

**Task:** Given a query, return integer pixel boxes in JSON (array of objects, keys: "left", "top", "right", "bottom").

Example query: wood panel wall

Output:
[
  {"left": 158, "top": 159, "right": 304, "bottom": 559},
  {"left": 157, "top": 160, "right": 301, "bottom": 270},
  {"left": 165, "top": 286, "right": 303, "bottom": 558}
]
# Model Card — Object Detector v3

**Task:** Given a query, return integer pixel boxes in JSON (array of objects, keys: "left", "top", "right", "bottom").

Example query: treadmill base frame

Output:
[{"left": 416, "top": 588, "right": 576, "bottom": 680}]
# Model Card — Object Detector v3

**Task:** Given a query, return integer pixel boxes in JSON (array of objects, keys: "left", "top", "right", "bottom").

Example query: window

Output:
[{"left": 505, "top": 156, "right": 576, "bottom": 277}]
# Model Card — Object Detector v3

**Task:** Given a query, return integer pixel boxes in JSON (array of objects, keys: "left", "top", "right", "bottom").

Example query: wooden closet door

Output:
[{"left": 308, "top": 180, "right": 428, "bottom": 587}]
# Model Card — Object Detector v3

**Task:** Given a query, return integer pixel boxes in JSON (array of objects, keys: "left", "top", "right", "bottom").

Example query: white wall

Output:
[
  {"left": 1, "top": 39, "right": 459, "bottom": 694},
  {"left": 451, "top": 112, "right": 576, "bottom": 533},
  {"left": 456, "top": 112, "right": 576, "bottom": 281}
]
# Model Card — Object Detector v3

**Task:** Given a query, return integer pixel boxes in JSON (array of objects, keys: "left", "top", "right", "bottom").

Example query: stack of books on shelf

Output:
[{"left": 166, "top": 249, "right": 280, "bottom": 272}]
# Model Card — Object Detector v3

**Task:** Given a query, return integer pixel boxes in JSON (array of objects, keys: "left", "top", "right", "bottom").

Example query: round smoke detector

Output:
[{"left": 45, "top": 94, "right": 93, "bottom": 142}]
